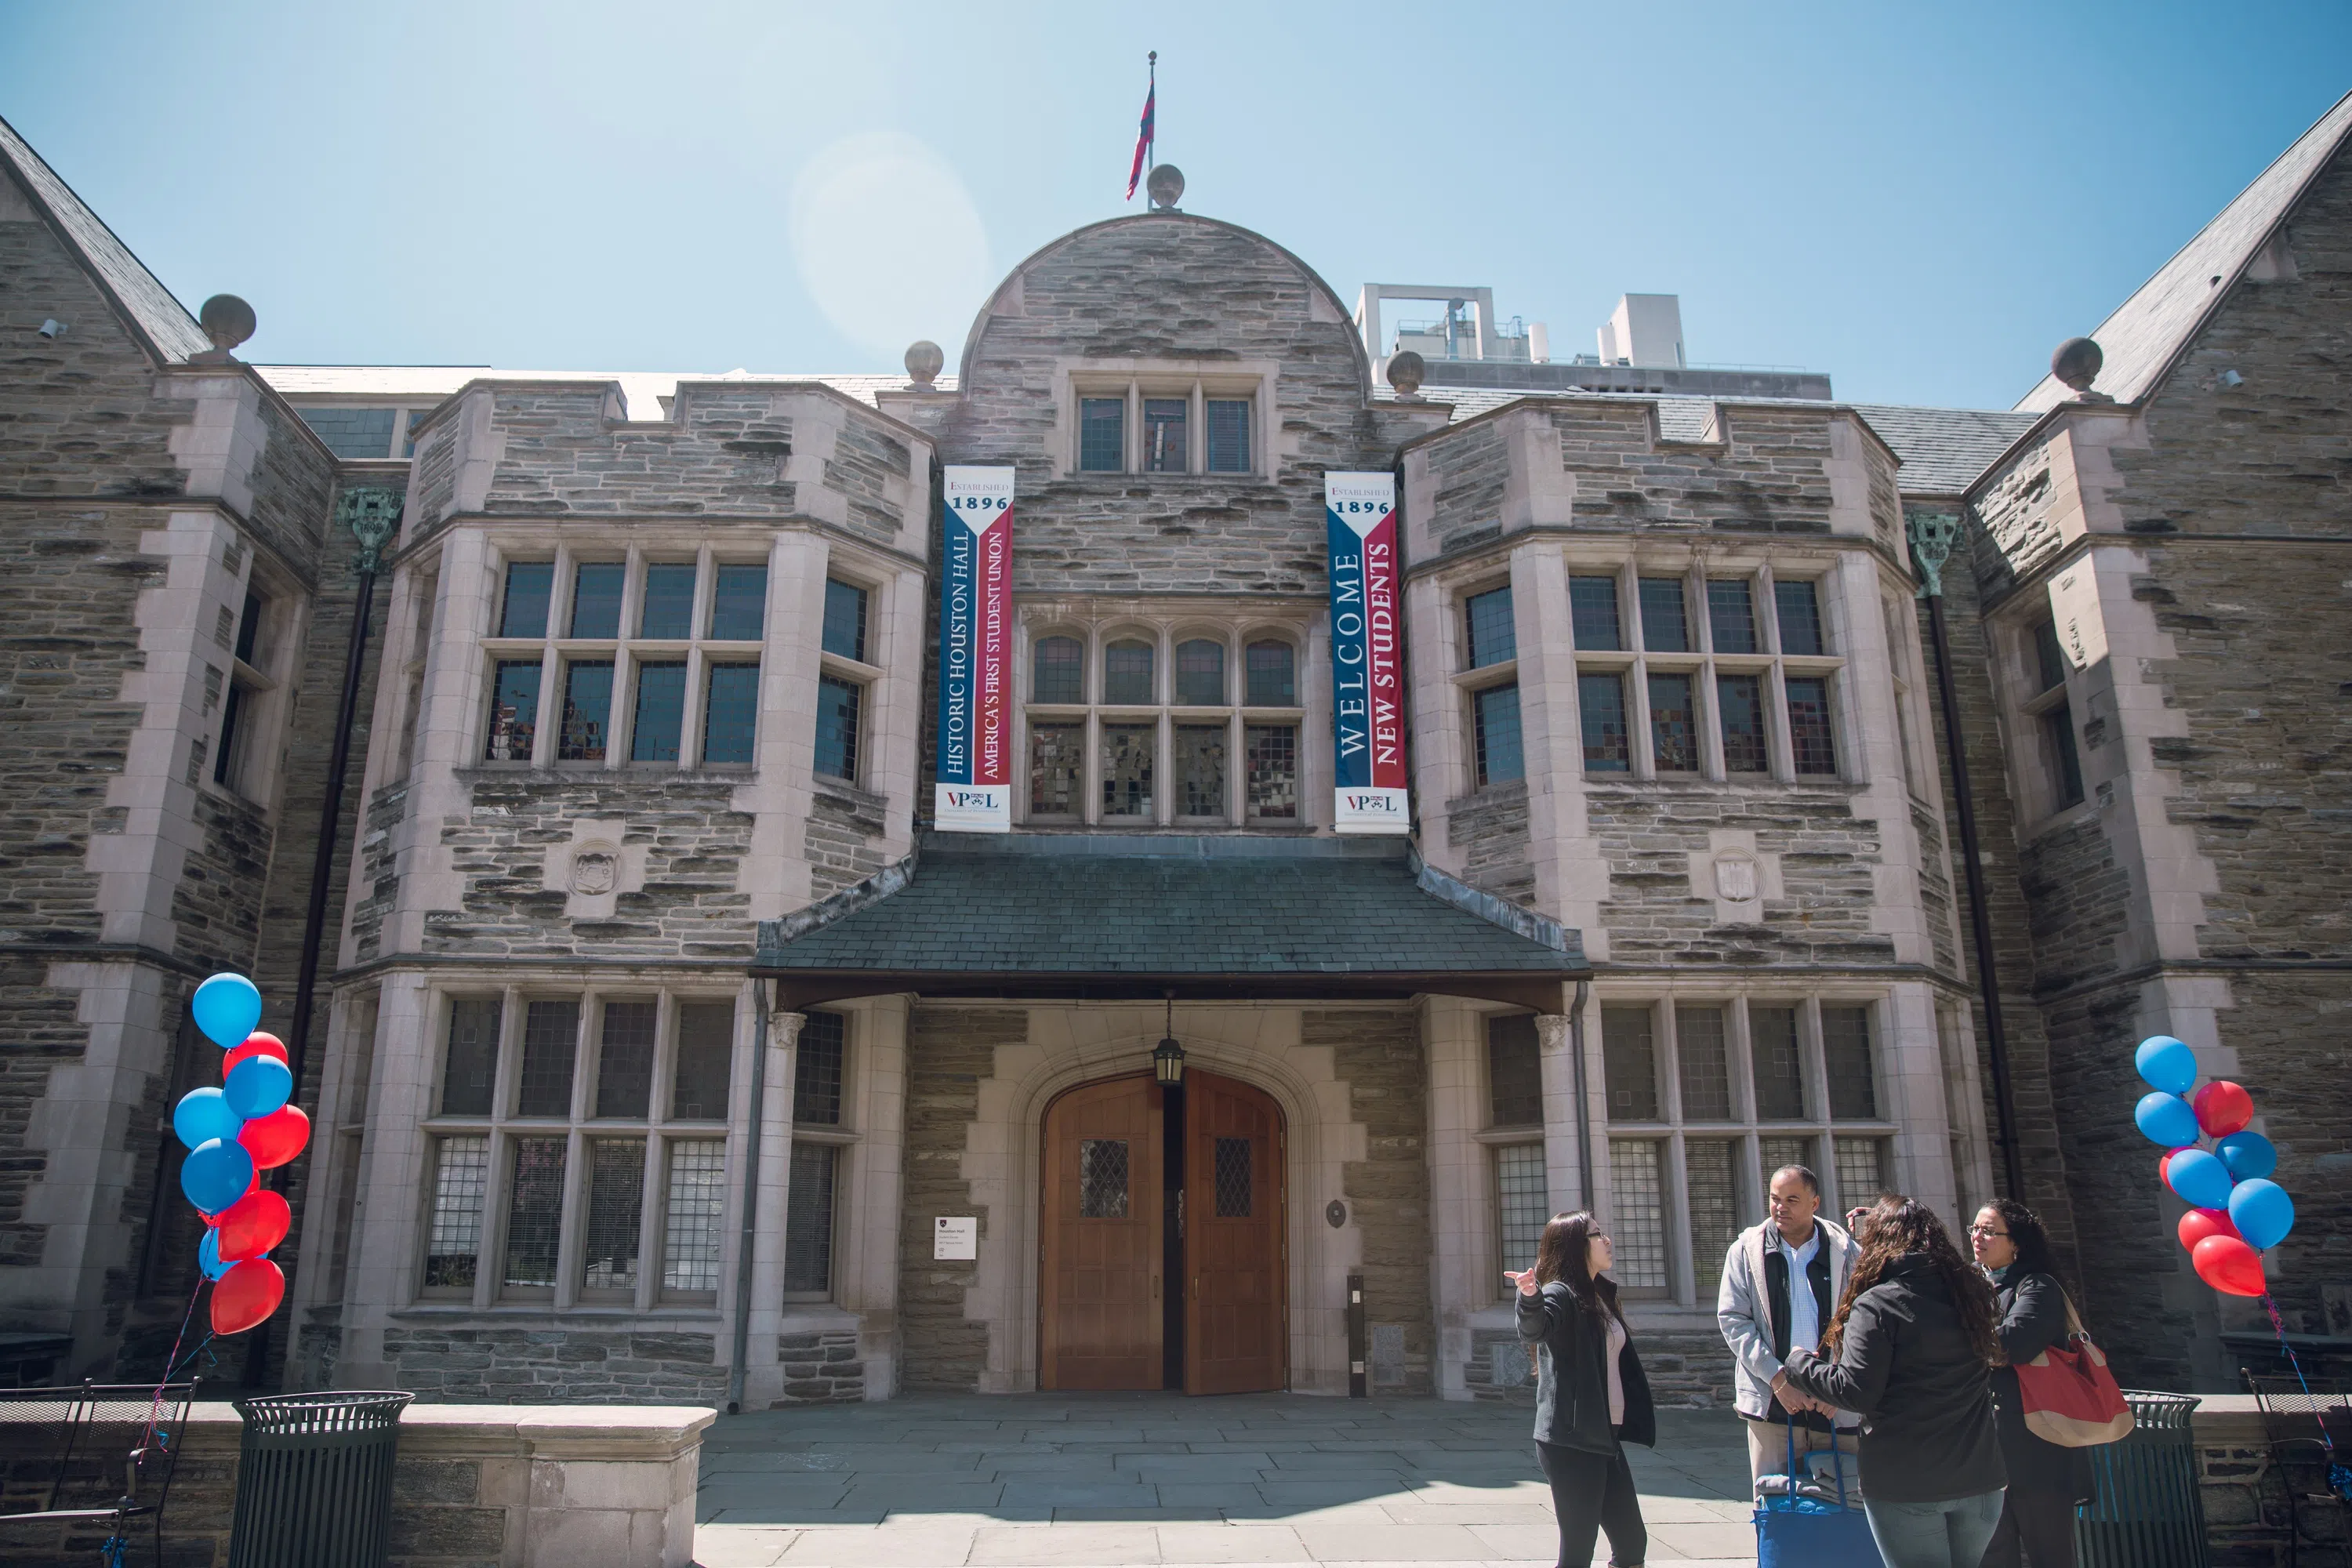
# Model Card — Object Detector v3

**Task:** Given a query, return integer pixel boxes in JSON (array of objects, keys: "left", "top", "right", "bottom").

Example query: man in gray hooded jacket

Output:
[{"left": 1716, "top": 1163, "right": 1862, "bottom": 1484}]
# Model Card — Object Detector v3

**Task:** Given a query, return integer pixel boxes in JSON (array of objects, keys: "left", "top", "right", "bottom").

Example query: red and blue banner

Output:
[
  {"left": 1327, "top": 471, "right": 1408, "bottom": 834},
  {"left": 936, "top": 466, "right": 1014, "bottom": 832}
]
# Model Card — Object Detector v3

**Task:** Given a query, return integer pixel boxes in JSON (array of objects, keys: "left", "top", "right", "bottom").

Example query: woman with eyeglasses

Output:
[
  {"left": 1778, "top": 1195, "right": 2007, "bottom": 1567},
  {"left": 1509, "top": 1210, "right": 1654, "bottom": 1568},
  {"left": 1971, "top": 1200, "right": 2095, "bottom": 1567}
]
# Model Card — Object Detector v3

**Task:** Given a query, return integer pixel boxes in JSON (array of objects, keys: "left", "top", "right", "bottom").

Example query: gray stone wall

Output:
[
  {"left": 896, "top": 1007, "right": 1014, "bottom": 1391},
  {"left": 804, "top": 777, "right": 889, "bottom": 899},
  {"left": 940, "top": 216, "right": 1381, "bottom": 598},
  {"left": 775, "top": 1328, "right": 865, "bottom": 1404},
  {"left": 478, "top": 385, "right": 798, "bottom": 518},
  {"left": 1449, "top": 779, "right": 1535, "bottom": 909},
  {"left": 1584, "top": 786, "right": 1893, "bottom": 967},
  {"left": 379, "top": 1324, "right": 726, "bottom": 1403},
  {"left": 429, "top": 773, "right": 756, "bottom": 960},
  {"left": 1305, "top": 1007, "right": 1434, "bottom": 1396}
]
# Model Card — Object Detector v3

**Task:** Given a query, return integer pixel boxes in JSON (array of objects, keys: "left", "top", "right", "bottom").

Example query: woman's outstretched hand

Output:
[{"left": 1505, "top": 1267, "right": 1540, "bottom": 1297}]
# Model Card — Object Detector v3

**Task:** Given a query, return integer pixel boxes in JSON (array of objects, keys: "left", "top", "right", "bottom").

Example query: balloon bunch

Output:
[
  {"left": 2132, "top": 1034, "right": 2295, "bottom": 1298},
  {"left": 173, "top": 973, "right": 310, "bottom": 1335}
]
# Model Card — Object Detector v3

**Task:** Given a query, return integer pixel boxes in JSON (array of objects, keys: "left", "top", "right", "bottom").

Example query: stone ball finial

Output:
[
  {"left": 2052, "top": 336, "right": 2106, "bottom": 398},
  {"left": 904, "top": 339, "right": 944, "bottom": 389},
  {"left": 1145, "top": 164, "right": 1185, "bottom": 211},
  {"left": 1386, "top": 350, "right": 1426, "bottom": 399},
  {"left": 195, "top": 294, "right": 256, "bottom": 361}
]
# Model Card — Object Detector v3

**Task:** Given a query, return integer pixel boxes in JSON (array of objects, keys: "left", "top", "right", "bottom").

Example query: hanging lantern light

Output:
[{"left": 1153, "top": 992, "right": 1186, "bottom": 1086}]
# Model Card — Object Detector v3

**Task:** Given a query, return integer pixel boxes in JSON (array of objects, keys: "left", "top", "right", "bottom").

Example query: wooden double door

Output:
[{"left": 1039, "top": 1070, "right": 1286, "bottom": 1394}]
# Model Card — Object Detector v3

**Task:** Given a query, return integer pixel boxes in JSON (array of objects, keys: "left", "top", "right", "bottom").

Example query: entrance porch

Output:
[{"left": 692, "top": 1392, "right": 1759, "bottom": 1566}]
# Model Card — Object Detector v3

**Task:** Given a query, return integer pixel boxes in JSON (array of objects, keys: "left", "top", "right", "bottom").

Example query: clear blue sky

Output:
[{"left": 4, "top": 1, "right": 2346, "bottom": 408}]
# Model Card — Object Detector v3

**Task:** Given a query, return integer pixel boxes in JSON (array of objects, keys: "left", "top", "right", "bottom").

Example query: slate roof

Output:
[
  {"left": 256, "top": 365, "right": 957, "bottom": 422},
  {"left": 0, "top": 113, "right": 212, "bottom": 363},
  {"left": 1376, "top": 387, "right": 2029, "bottom": 497},
  {"left": 1849, "top": 404, "right": 2040, "bottom": 496},
  {"left": 2015, "top": 90, "right": 2352, "bottom": 412},
  {"left": 755, "top": 834, "right": 1584, "bottom": 1007}
]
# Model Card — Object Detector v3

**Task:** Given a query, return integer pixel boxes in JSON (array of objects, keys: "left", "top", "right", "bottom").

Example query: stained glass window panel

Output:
[
  {"left": 638, "top": 563, "right": 696, "bottom": 639},
  {"left": 441, "top": 999, "right": 500, "bottom": 1117},
  {"left": 663, "top": 1139, "right": 728, "bottom": 1294},
  {"left": 1243, "top": 725, "right": 1298, "bottom": 819},
  {"left": 1677, "top": 1005, "right": 1732, "bottom": 1120},
  {"left": 1029, "top": 724, "right": 1082, "bottom": 817},
  {"left": 1650, "top": 672, "right": 1697, "bottom": 772},
  {"left": 517, "top": 1000, "right": 579, "bottom": 1117},
  {"left": 1578, "top": 672, "right": 1628, "bottom": 774},
  {"left": 423, "top": 1136, "right": 489, "bottom": 1290},
  {"left": 1100, "top": 724, "right": 1154, "bottom": 817},
  {"left": 1607, "top": 1141, "right": 1668, "bottom": 1290},
  {"left": 581, "top": 1138, "right": 645, "bottom": 1293},
  {"left": 595, "top": 1000, "right": 657, "bottom": 1119},
  {"left": 1602, "top": 1006, "right": 1659, "bottom": 1121},
  {"left": 1176, "top": 724, "right": 1227, "bottom": 818},
  {"left": 503, "top": 1137, "right": 567, "bottom": 1289}
]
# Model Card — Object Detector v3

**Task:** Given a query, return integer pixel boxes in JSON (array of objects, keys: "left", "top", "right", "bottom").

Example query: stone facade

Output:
[{"left": 7, "top": 96, "right": 2349, "bottom": 1416}]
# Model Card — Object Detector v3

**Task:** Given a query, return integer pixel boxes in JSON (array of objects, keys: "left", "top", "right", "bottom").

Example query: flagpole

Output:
[{"left": 1148, "top": 51, "right": 1156, "bottom": 167}]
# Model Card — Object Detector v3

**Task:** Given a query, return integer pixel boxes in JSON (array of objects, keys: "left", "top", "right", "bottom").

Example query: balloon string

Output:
[
  {"left": 139, "top": 1273, "right": 206, "bottom": 1459},
  {"left": 2263, "top": 1292, "right": 2336, "bottom": 1455}
]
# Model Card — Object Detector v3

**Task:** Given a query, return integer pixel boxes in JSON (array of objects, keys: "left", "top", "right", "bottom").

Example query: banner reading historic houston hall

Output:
[
  {"left": 1326, "top": 471, "right": 1408, "bottom": 834},
  {"left": 935, "top": 465, "right": 1015, "bottom": 832}
]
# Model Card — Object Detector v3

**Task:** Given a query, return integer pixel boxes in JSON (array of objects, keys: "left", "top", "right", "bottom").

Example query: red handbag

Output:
[{"left": 2013, "top": 1295, "right": 2135, "bottom": 1446}]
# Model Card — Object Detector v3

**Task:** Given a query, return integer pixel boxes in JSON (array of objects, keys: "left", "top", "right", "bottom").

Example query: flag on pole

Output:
[{"left": 1125, "top": 53, "right": 1156, "bottom": 201}]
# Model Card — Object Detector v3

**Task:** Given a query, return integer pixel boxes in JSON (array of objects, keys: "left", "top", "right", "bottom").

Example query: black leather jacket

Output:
[
  {"left": 1991, "top": 1269, "right": 2097, "bottom": 1502},
  {"left": 1783, "top": 1254, "right": 2006, "bottom": 1503},
  {"left": 1515, "top": 1281, "right": 1657, "bottom": 1456}
]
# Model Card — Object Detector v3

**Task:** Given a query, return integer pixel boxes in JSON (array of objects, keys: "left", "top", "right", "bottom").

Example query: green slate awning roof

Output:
[{"left": 754, "top": 833, "right": 1586, "bottom": 1011}]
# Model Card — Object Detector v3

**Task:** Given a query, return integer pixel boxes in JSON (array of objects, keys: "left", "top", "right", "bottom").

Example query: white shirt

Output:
[{"left": 1777, "top": 1226, "right": 1824, "bottom": 1357}]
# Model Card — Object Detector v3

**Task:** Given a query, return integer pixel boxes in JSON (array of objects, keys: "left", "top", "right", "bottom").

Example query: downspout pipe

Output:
[
  {"left": 1907, "top": 512, "right": 2027, "bottom": 1201},
  {"left": 728, "top": 983, "right": 772, "bottom": 1414},
  {"left": 248, "top": 487, "right": 401, "bottom": 1386},
  {"left": 1569, "top": 979, "right": 1594, "bottom": 1209}
]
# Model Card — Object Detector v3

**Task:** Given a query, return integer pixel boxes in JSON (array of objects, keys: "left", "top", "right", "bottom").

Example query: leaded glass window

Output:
[
  {"left": 1080, "top": 397, "right": 1124, "bottom": 471},
  {"left": 1774, "top": 579, "right": 1824, "bottom": 656},
  {"left": 709, "top": 564, "right": 768, "bottom": 641},
  {"left": 639, "top": 563, "right": 696, "bottom": 639},
  {"left": 503, "top": 1137, "right": 567, "bottom": 1290},
  {"left": 1174, "top": 640, "right": 1225, "bottom": 706},
  {"left": 1486, "top": 1014, "right": 1542, "bottom": 1127},
  {"left": 1176, "top": 724, "right": 1227, "bottom": 818},
  {"left": 1707, "top": 579, "right": 1758, "bottom": 654},
  {"left": 1142, "top": 398, "right": 1188, "bottom": 473},
  {"left": 1103, "top": 641, "right": 1154, "bottom": 705},
  {"left": 1788, "top": 677, "right": 1837, "bottom": 776},
  {"left": 1495, "top": 1143, "right": 1548, "bottom": 1285},
  {"left": 1639, "top": 578, "right": 1689, "bottom": 652},
  {"left": 1578, "top": 672, "right": 1628, "bottom": 773},
  {"left": 1475, "top": 683, "right": 1525, "bottom": 786},
  {"left": 557, "top": 661, "right": 613, "bottom": 761},
  {"left": 794, "top": 1011, "right": 845, "bottom": 1127},
  {"left": 423, "top": 1136, "right": 488, "bottom": 1292},
  {"left": 1206, "top": 398, "right": 1252, "bottom": 472},
  {"left": 1033, "top": 637, "right": 1083, "bottom": 704},
  {"left": 580, "top": 1138, "right": 644, "bottom": 1294},
  {"left": 783, "top": 1143, "right": 837, "bottom": 1294},
  {"left": 671, "top": 1003, "right": 732, "bottom": 1120},
  {"left": 517, "top": 1000, "right": 579, "bottom": 1117},
  {"left": 595, "top": 1000, "right": 657, "bottom": 1119},
  {"left": 1029, "top": 723, "right": 1083, "bottom": 817},
  {"left": 630, "top": 662, "right": 687, "bottom": 762},
  {"left": 1214, "top": 1138, "right": 1253, "bottom": 1217},
  {"left": 1078, "top": 1138, "right": 1129, "bottom": 1218},
  {"left": 1100, "top": 724, "right": 1154, "bottom": 818},
  {"left": 1751, "top": 1007, "right": 1806, "bottom": 1120},
  {"left": 663, "top": 1140, "right": 727, "bottom": 1297},
  {"left": 1244, "top": 725, "right": 1298, "bottom": 820},
  {"left": 1245, "top": 641, "right": 1295, "bottom": 706},
  {"left": 1719, "top": 673, "right": 1768, "bottom": 773},
  {"left": 811, "top": 673, "right": 858, "bottom": 779},
  {"left": 1676, "top": 1005, "right": 1731, "bottom": 1120},
  {"left": 570, "top": 563, "right": 625, "bottom": 640},
  {"left": 1466, "top": 586, "right": 1517, "bottom": 668},
  {"left": 1649, "top": 672, "right": 1697, "bottom": 773},
  {"left": 1686, "top": 1139, "right": 1741, "bottom": 1299},
  {"left": 1602, "top": 1006, "right": 1659, "bottom": 1121},
  {"left": 822, "top": 579, "right": 869, "bottom": 662},
  {"left": 1569, "top": 576, "right": 1621, "bottom": 651},
  {"left": 1823, "top": 1005, "right": 1878, "bottom": 1120},
  {"left": 441, "top": 999, "right": 500, "bottom": 1117},
  {"left": 1607, "top": 1141, "right": 1668, "bottom": 1290}
]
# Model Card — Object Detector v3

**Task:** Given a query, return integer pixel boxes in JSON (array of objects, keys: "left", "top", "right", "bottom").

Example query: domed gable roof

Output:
[{"left": 955, "top": 212, "right": 1373, "bottom": 397}]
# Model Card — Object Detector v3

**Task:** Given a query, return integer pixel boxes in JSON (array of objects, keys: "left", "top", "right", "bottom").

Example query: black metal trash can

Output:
[
  {"left": 2074, "top": 1390, "right": 2209, "bottom": 1568},
  {"left": 227, "top": 1391, "right": 412, "bottom": 1568}
]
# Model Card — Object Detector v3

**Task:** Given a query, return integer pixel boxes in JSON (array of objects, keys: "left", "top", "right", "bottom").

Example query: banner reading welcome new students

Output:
[
  {"left": 935, "top": 466, "right": 1014, "bottom": 832},
  {"left": 1326, "top": 472, "right": 1408, "bottom": 834}
]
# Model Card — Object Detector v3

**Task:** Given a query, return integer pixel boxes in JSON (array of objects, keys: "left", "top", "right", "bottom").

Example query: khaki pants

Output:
[{"left": 1745, "top": 1415, "right": 1857, "bottom": 1485}]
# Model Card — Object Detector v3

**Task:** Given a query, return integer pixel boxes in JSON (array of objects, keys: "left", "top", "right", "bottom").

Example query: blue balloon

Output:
[
  {"left": 2136, "top": 1035, "right": 2198, "bottom": 1095},
  {"left": 2135, "top": 1091, "right": 2200, "bottom": 1149},
  {"left": 172, "top": 1087, "right": 242, "bottom": 1152},
  {"left": 2166, "top": 1148, "right": 2235, "bottom": 1210},
  {"left": 197, "top": 1229, "right": 234, "bottom": 1282},
  {"left": 180, "top": 1138, "right": 254, "bottom": 1215},
  {"left": 191, "top": 973, "right": 263, "bottom": 1050},
  {"left": 2217, "top": 1131, "right": 2278, "bottom": 1181},
  {"left": 223, "top": 1055, "right": 292, "bottom": 1121},
  {"left": 2230, "top": 1178, "right": 2296, "bottom": 1250}
]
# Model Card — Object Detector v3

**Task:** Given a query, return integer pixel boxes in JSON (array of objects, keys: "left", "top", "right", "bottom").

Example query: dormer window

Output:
[{"left": 1060, "top": 365, "right": 1271, "bottom": 477}]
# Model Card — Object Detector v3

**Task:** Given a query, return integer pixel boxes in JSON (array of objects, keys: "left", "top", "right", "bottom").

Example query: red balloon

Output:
[
  {"left": 2178, "top": 1207, "right": 2241, "bottom": 1252},
  {"left": 2192, "top": 1235, "right": 2267, "bottom": 1298},
  {"left": 215, "top": 1189, "right": 291, "bottom": 1262},
  {"left": 238, "top": 1105, "right": 310, "bottom": 1170},
  {"left": 2194, "top": 1080, "right": 2254, "bottom": 1138},
  {"left": 223, "top": 1032, "right": 288, "bottom": 1079},
  {"left": 210, "top": 1258, "right": 285, "bottom": 1335}
]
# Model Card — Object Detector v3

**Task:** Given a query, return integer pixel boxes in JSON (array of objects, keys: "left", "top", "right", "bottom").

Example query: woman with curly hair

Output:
[
  {"left": 1509, "top": 1210, "right": 1654, "bottom": 1568},
  {"left": 1972, "top": 1198, "right": 2095, "bottom": 1567},
  {"left": 1780, "top": 1195, "right": 2007, "bottom": 1567}
]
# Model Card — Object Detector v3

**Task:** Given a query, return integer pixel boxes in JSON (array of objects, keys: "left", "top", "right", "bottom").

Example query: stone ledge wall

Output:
[
  {"left": 380, "top": 1326, "right": 728, "bottom": 1406},
  {"left": 775, "top": 1329, "right": 864, "bottom": 1405},
  {"left": 0, "top": 1402, "right": 710, "bottom": 1568}
]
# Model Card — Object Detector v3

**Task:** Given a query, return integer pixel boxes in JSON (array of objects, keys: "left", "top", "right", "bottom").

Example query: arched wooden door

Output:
[
  {"left": 1183, "top": 1069, "right": 1287, "bottom": 1395},
  {"left": 1040, "top": 1075, "right": 1163, "bottom": 1390}
]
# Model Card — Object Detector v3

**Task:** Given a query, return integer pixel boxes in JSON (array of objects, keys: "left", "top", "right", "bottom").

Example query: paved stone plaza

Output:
[{"left": 693, "top": 1393, "right": 1759, "bottom": 1566}]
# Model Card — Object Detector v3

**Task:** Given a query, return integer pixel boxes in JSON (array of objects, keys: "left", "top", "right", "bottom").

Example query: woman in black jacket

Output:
[
  {"left": 1972, "top": 1199, "right": 2095, "bottom": 1567},
  {"left": 1781, "top": 1196, "right": 2007, "bottom": 1568},
  {"left": 1510, "top": 1210, "right": 1653, "bottom": 1568}
]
